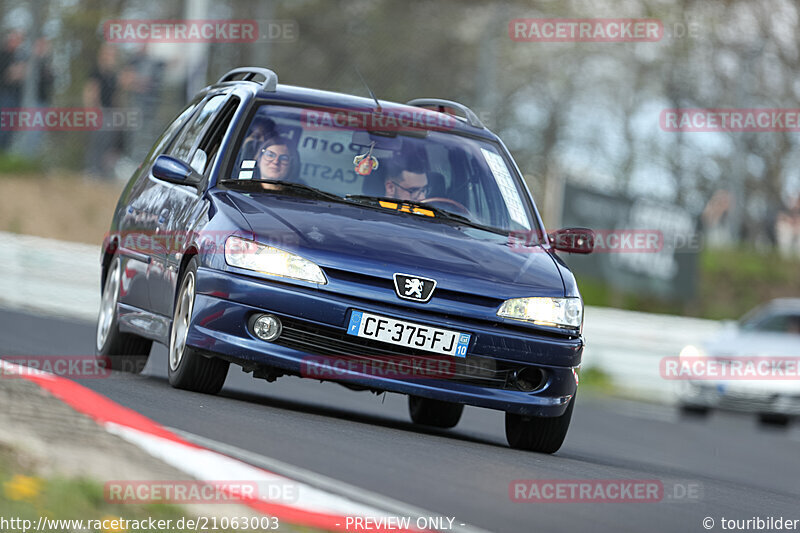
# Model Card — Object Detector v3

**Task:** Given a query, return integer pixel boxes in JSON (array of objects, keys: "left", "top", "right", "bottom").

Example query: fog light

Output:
[
  {"left": 253, "top": 314, "right": 282, "bottom": 342},
  {"left": 511, "top": 368, "right": 544, "bottom": 392}
]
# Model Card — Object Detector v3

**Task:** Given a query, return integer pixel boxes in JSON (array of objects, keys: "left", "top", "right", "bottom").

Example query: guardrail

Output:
[
  {"left": 0, "top": 231, "right": 719, "bottom": 401},
  {"left": 0, "top": 232, "right": 100, "bottom": 322},
  {"left": 582, "top": 306, "right": 720, "bottom": 401}
]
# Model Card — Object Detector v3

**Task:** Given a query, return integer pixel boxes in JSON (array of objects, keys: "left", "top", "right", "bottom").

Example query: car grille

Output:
[
  {"left": 323, "top": 267, "right": 504, "bottom": 308},
  {"left": 276, "top": 318, "right": 536, "bottom": 390}
]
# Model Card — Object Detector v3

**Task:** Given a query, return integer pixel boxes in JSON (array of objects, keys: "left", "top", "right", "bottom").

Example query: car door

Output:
[
  {"left": 147, "top": 92, "right": 241, "bottom": 317},
  {"left": 115, "top": 97, "right": 202, "bottom": 312}
]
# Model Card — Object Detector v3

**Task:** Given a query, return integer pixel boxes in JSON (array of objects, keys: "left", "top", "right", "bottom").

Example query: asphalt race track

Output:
[{"left": 2, "top": 307, "right": 799, "bottom": 533}]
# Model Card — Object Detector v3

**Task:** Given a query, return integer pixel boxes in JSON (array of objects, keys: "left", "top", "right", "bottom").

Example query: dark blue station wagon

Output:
[{"left": 95, "top": 67, "right": 593, "bottom": 453}]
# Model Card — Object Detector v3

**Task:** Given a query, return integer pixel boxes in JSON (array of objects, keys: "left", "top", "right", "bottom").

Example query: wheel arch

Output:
[
  {"left": 174, "top": 245, "right": 201, "bottom": 307},
  {"left": 100, "top": 237, "right": 119, "bottom": 289}
]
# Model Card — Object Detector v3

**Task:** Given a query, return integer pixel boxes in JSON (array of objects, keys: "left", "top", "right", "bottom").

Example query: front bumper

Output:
[{"left": 187, "top": 268, "right": 583, "bottom": 416}]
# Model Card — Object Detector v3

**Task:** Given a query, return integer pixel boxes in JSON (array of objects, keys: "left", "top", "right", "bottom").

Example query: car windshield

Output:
[{"left": 222, "top": 103, "right": 538, "bottom": 234}]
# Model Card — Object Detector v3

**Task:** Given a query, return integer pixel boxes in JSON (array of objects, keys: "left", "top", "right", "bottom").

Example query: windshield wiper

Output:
[
  {"left": 218, "top": 179, "right": 346, "bottom": 203},
  {"left": 344, "top": 194, "right": 508, "bottom": 235}
]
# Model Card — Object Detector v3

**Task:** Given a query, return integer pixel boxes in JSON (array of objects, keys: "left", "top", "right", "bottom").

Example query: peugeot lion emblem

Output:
[{"left": 393, "top": 273, "right": 437, "bottom": 302}]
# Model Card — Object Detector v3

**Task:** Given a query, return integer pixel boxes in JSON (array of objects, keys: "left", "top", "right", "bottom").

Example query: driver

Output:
[{"left": 384, "top": 157, "right": 429, "bottom": 201}]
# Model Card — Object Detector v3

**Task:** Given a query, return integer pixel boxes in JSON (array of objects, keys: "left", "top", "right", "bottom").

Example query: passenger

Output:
[
  {"left": 254, "top": 136, "right": 300, "bottom": 182},
  {"left": 241, "top": 117, "right": 277, "bottom": 159}
]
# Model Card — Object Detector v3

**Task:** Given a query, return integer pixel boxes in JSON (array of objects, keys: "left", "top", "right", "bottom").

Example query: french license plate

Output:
[{"left": 347, "top": 310, "right": 471, "bottom": 357}]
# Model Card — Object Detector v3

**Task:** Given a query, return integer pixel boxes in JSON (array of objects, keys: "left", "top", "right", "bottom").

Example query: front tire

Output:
[
  {"left": 505, "top": 394, "right": 576, "bottom": 453},
  {"left": 95, "top": 256, "right": 152, "bottom": 373},
  {"left": 167, "top": 257, "right": 229, "bottom": 393},
  {"left": 408, "top": 396, "right": 464, "bottom": 428}
]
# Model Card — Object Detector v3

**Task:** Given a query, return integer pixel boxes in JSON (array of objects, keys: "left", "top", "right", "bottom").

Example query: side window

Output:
[
  {"left": 464, "top": 155, "right": 496, "bottom": 227},
  {"left": 170, "top": 94, "right": 228, "bottom": 163},
  {"left": 143, "top": 96, "right": 202, "bottom": 164},
  {"left": 191, "top": 97, "right": 241, "bottom": 176},
  {"left": 422, "top": 143, "right": 451, "bottom": 198}
]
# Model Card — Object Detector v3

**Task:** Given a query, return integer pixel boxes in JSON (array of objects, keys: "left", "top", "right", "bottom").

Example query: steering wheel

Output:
[{"left": 420, "top": 197, "right": 472, "bottom": 218}]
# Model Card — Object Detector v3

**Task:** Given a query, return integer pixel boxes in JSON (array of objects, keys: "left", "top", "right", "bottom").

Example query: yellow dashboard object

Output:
[{"left": 378, "top": 201, "right": 435, "bottom": 217}]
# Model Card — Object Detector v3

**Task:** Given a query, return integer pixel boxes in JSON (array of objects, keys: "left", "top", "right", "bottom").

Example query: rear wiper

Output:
[
  {"left": 344, "top": 195, "right": 507, "bottom": 235},
  {"left": 218, "top": 179, "right": 346, "bottom": 203}
]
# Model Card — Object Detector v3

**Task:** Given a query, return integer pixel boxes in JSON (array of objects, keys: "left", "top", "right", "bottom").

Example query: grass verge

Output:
[{"left": 0, "top": 444, "right": 321, "bottom": 533}]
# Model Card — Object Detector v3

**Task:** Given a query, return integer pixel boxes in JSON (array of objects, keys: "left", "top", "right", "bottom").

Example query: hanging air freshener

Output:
[{"left": 353, "top": 142, "right": 379, "bottom": 176}]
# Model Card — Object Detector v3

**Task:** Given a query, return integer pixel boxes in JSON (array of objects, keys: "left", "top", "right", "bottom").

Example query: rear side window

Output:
[
  {"left": 191, "top": 97, "right": 241, "bottom": 176},
  {"left": 170, "top": 94, "right": 228, "bottom": 162},
  {"left": 143, "top": 96, "right": 202, "bottom": 164}
]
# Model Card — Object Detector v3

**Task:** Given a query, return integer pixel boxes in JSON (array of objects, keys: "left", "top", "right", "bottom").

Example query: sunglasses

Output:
[
  {"left": 391, "top": 180, "right": 430, "bottom": 198},
  {"left": 260, "top": 148, "right": 290, "bottom": 165}
]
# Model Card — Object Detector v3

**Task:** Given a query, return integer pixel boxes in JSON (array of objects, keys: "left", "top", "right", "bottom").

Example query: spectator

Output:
[
  {"left": 83, "top": 44, "right": 122, "bottom": 179},
  {"left": 16, "top": 37, "right": 55, "bottom": 157},
  {"left": 0, "top": 30, "right": 28, "bottom": 150},
  {"left": 700, "top": 189, "right": 735, "bottom": 248},
  {"left": 124, "top": 44, "right": 165, "bottom": 160},
  {"left": 775, "top": 196, "right": 800, "bottom": 258},
  {"left": 33, "top": 38, "right": 54, "bottom": 104}
]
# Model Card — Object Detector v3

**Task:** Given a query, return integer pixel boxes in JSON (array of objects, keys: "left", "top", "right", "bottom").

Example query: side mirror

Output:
[
  {"left": 548, "top": 227, "right": 595, "bottom": 254},
  {"left": 152, "top": 155, "right": 203, "bottom": 189}
]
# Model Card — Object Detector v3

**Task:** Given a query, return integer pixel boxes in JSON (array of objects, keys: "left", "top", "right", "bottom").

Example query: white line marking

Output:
[{"left": 105, "top": 422, "right": 390, "bottom": 518}]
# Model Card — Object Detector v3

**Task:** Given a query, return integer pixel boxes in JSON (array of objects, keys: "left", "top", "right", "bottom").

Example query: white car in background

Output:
[{"left": 678, "top": 298, "right": 800, "bottom": 426}]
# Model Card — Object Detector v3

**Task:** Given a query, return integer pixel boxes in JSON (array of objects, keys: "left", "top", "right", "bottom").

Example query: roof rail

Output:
[
  {"left": 406, "top": 98, "right": 484, "bottom": 129},
  {"left": 217, "top": 67, "right": 278, "bottom": 92}
]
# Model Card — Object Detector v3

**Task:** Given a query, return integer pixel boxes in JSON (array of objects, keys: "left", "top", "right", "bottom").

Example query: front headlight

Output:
[
  {"left": 497, "top": 297, "right": 583, "bottom": 331},
  {"left": 224, "top": 236, "right": 327, "bottom": 284},
  {"left": 679, "top": 345, "right": 707, "bottom": 359}
]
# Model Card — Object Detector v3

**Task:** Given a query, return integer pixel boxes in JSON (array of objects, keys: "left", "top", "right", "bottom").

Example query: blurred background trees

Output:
[{"left": 2, "top": 0, "right": 799, "bottom": 317}]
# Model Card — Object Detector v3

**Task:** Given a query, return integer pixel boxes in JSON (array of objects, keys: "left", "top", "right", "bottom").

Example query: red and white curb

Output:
[{"left": 0, "top": 359, "right": 441, "bottom": 532}]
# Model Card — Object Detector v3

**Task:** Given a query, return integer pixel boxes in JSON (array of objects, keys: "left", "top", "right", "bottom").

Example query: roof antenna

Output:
[{"left": 356, "top": 66, "right": 381, "bottom": 113}]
